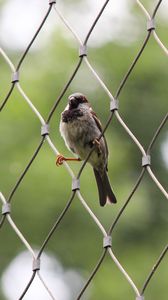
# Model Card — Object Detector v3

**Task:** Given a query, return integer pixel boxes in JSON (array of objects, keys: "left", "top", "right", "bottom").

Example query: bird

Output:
[{"left": 56, "top": 92, "right": 117, "bottom": 206}]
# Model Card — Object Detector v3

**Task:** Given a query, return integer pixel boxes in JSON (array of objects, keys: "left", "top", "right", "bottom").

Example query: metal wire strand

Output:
[
  {"left": 18, "top": 271, "right": 36, "bottom": 300},
  {"left": 7, "top": 137, "right": 45, "bottom": 203},
  {"left": 116, "top": 0, "right": 164, "bottom": 100},
  {"left": 136, "top": 0, "right": 168, "bottom": 56},
  {"left": 16, "top": 3, "right": 54, "bottom": 71},
  {"left": 147, "top": 113, "right": 168, "bottom": 154},
  {"left": 76, "top": 249, "right": 107, "bottom": 300},
  {"left": 84, "top": 0, "right": 110, "bottom": 45},
  {"left": 141, "top": 244, "right": 168, "bottom": 294},
  {"left": 0, "top": 3, "right": 55, "bottom": 111},
  {"left": 46, "top": 57, "right": 83, "bottom": 123},
  {"left": 0, "top": 83, "right": 15, "bottom": 111},
  {"left": 115, "top": 31, "right": 151, "bottom": 99},
  {"left": 37, "top": 191, "right": 76, "bottom": 258},
  {"left": 0, "top": 215, "right": 6, "bottom": 229},
  {"left": 152, "top": 0, "right": 163, "bottom": 19},
  {"left": 109, "top": 169, "right": 146, "bottom": 234}
]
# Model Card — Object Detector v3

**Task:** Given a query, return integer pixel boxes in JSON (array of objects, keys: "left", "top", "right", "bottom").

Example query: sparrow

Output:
[{"left": 57, "top": 92, "right": 117, "bottom": 206}]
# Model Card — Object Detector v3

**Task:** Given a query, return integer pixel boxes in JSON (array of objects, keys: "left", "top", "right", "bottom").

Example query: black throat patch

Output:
[{"left": 62, "top": 109, "right": 83, "bottom": 123}]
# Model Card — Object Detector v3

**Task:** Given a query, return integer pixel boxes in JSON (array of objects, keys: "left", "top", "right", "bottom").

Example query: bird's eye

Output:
[{"left": 69, "top": 97, "right": 78, "bottom": 109}]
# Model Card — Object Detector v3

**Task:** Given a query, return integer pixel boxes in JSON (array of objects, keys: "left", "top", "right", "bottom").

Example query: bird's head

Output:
[{"left": 68, "top": 93, "right": 88, "bottom": 109}]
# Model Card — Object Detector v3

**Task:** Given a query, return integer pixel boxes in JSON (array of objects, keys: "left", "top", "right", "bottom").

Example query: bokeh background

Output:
[{"left": 0, "top": 0, "right": 168, "bottom": 299}]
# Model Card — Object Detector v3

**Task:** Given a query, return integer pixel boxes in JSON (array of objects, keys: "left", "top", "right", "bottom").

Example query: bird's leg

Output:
[{"left": 56, "top": 154, "right": 81, "bottom": 166}]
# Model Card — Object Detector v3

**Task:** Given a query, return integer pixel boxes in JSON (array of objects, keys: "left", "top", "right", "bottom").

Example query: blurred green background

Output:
[{"left": 0, "top": 0, "right": 168, "bottom": 299}]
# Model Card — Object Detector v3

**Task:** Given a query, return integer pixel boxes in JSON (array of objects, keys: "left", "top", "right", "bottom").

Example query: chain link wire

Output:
[{"left": 0, "top": 0, "right": 168, "bottom": 299}]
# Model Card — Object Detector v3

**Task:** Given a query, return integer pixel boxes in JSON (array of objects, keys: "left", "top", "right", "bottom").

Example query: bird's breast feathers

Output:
[{"left": 60, "top": 111, "right": 90, "bottom": 143}]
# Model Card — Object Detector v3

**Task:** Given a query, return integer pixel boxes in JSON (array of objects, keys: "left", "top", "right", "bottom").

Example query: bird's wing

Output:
[
  {"left": 91, "top": 109, "right": 103, "bottom": 132},
  {"left": 91, "top": 109, "right": 109, "bottom": 168}
]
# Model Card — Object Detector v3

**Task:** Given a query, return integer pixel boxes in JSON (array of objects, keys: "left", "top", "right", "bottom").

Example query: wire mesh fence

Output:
[{"left": 0, "top": 0, "right": 168, "bottom": 299}]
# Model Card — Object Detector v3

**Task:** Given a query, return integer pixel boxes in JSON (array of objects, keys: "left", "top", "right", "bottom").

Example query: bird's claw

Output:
[
  {"left": 56, "top": 154, "right": 66, "bottom": 166},
  {"left": 93, "top": 138, "right": 101, "bottom": 155},
  {"left": 56, "top": 154, "right": 81, "bottom": 166},
  {"left": 93, "top": 138, "right": 100, "bottom": 147}
]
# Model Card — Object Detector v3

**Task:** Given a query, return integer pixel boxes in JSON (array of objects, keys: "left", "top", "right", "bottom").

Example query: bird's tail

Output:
[{"left": 93, "top": 168, "right": 117, "bottom": 207}]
